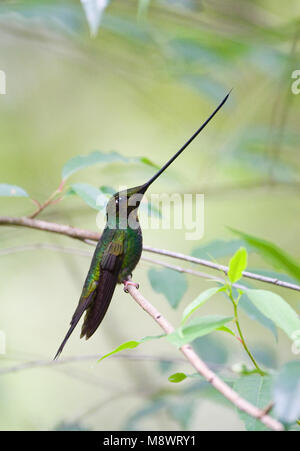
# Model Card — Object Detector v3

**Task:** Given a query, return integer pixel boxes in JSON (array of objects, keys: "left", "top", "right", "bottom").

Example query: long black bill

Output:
[{"left": 140, "top": 91, "right": 231, "bottom": 193}]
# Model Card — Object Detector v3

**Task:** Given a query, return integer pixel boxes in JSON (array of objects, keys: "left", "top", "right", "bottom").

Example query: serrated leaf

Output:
[
  {"left": 0, "top": 184, "right": 29, "bottom": 198},
  {"left": 167, "top": 315, "right": 233, "bottom": 347},
  {"left": 181, "top": 287, "right": 220, "bottom": 326},
  {"left": 228, "top": 247, "right": 248, "bottom": 284},
  {"left": 168, "top": 372, "right": 187, "bottom": 383},
  {"left": 273, "top": 361, "right": 300, "bottom": 424},
  {"left": 233, "top": 374, "right": 273, "bottom": 431},
  {"left": 229, "top": 228, "right": 300, "bottom": 282},
  {"left": 98, "top": 335, "right": 163, "bottom": 362},
  {"left": 62, "top": 150, "right": 157, "bottom": 181},
  {"left": 148, "top": 268, "right": 188, "bottom": 309},
  {"left": 245, "top": 289, "right": 300, "bottom": 340}
]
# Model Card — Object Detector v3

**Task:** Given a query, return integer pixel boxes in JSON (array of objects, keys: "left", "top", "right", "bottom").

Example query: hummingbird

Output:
[{"left": 54, "top": 92, "right": 230, "bottom": 359}]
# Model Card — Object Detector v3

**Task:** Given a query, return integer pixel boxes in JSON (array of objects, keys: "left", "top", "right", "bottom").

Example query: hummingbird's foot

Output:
[{"left": 122, "top": 280, "right": 140, "bottom": 293}]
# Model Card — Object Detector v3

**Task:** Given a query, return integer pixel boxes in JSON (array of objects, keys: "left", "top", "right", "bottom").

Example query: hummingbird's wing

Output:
[
  {"left": 54, "top": 230, "right": 124, "bottom": 359},
  {"left": 80, "top": 240, "right": 123, "bottom": 339}
]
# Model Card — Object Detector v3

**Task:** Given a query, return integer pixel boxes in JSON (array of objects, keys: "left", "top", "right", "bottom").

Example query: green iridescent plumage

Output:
[{"left": 54, "top": 92, "right": 230, "bottom": 359}]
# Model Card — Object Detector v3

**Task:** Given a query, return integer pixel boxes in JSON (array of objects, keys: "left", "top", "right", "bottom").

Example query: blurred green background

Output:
[{"left": 0, "top": 0, "right": 299, "bottom": 431}]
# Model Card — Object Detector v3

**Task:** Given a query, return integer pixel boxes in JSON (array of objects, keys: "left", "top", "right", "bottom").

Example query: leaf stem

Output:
[
  {"left": 29, "top": 181, "right": 65, "bottom": 219},
  {"left": 228, "top": 287, "right": 266, "bottom": 376}
]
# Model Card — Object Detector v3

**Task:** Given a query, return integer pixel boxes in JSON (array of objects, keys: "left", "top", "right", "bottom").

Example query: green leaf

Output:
[
  {"left": 69, "top": 183, "right": 161, "bottom": 218},
  {"left": 220, "top": 126, "right": 298, "bottom": 183},
  {"left": 68, "top": 183, "right": 107, "bottom": 211},
  {"left": 239, "top": 293, "right": 278, "bottom": 341},
  {"left": 233, "top": 374, "right": 273, "bottom": 431},
  {"left": 216, "top": 325, "right": 236, "bottom": 336},
  {"left": 167, "top": 315, "right": 233, "bottom": 347},
  {"left": 249, "top": 268, "right": 299, "bottom": 287},
  {"left": 102, "top": 13, "right": 151, "bottom": 43},
  {"left": 192, "top": 334, "right": 229, "bottom": 365},
  {"left": 232, "top": 363, "right": 263, "bottom": 376},
  {"left": 250, "top": 345, "right": 277, "bottom": 369},
  {"left": 54, "top": 421, "right": 91, "bottom": 431},
  {"left": 167, "top": 399, "right": 195, "bottom": 429},
  {"left": 137, "top": 0, "right": 150, "bottom": 21},
  {"left": 148, "top": 268, "right": 188, "bottom": 309},
  {"left": 98, "top": 335, "right": 163, "bottom": 362},
  {"left": 245, "top": 289, "right": 300, "bottom": 340},
  {"left": 192, "top": 239, "right": 251, "bottom": 260},
  {"left": 98, "top": 341, "right": 140, "bottom": 362},
  {"left": 273, "top": 361, "right": 300, "bottom": 424},
  {"left": 181, "top": 287, "right": 220, "bottom": 326},
  {"left": 125, "top": 399, "right": 165, "bottom": 431},
  {"left": 229, "top": 228, "right": 300, "bottom": 282},
  {"left": 168, "top": 372, "right": 187, "bottom": 383},
  {"left": 139, "top": 200, "right": 162, "bottom": 218},
  {"left": 228, "top": 247, "right": 248, "bottom": 283},
  {"left": 62, "top": 150, "right": 157, "bottom": 181},
  {"left": 157, "top": 360, "right": 174, "bottom": 374},
  {"left": 0, "top": 183, "right": 29, "bottom": 198}
]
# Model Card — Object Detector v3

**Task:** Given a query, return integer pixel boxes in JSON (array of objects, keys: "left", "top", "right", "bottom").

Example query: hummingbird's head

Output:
[
  {"left": 105, "top": 184, "right": 148, "bottom": 228},
  {"left": 105, "top": 91, "right": 230, "bottom": 229}
]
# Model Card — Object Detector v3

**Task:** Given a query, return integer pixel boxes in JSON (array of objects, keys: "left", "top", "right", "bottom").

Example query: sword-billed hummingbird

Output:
[{"left": 54, "top": 92, "right": 230, "bottom": 359}]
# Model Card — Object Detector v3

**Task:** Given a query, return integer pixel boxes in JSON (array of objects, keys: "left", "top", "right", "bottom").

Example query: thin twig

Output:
[
  {"left": 142, "top": 245, "right": 300, "bottom": 292},
  {"left": 0, "top": 353, "right": 185, "bottom": 376},
  {"left": 0, "top": 217, "right": 285, "bottom": 429},
  {"left": 1, "top": 215, "right": 299, "bottom": 292},
  {"left": 29, "top": 181, "right": 66, "bottom": 219},
  {"left": 124, "top": 283, "right": 284, "bottom": 431}
]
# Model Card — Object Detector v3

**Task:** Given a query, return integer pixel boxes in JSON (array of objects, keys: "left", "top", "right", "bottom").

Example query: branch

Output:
[
  {"left": 125, "top": 283, "right": 284, "bottom": 431},
  {"left": 1, "top": 215, "right": 299, "bottom": 292},
  {"left": 0, "top": 215, "right": 100, "bottom": 241}
]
